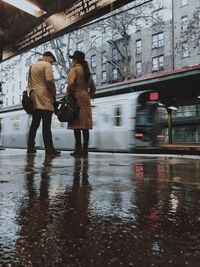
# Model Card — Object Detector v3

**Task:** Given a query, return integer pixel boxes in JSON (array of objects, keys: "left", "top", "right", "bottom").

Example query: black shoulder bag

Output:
[
  {"left": 22, "top": 66, "right": 33, "bottom": 114},
  {"left": 56, "top": 94, "right": 80, "bottom": 123}
]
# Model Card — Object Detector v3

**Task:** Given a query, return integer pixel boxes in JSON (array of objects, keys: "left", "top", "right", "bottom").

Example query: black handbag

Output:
[
  {"left": 22, "top": 66, "right": 33, "bottom": 114},
  {"left": 22, "top": 90, "right": 33, "bottom": 114},
  {"left": 56, "top": 95, "right": 80, "bottom": 123}
]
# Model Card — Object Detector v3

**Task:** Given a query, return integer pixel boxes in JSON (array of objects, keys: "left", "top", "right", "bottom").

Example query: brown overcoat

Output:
[
  {"left": 66, "top": 63, "right": 96, "bottom": 129},
  {"left": 28, "top": 59, "right": 56, "bottom": 112}
]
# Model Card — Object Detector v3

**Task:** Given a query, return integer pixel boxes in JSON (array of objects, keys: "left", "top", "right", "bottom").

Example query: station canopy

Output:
[{"left": 0, "top": 0, "right": 144, "bottom": 62}]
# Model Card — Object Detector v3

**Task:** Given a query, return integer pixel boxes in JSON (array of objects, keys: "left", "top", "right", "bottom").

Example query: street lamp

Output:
[{"left": 158, "top": 101, "right": 178, "bottom": 144}]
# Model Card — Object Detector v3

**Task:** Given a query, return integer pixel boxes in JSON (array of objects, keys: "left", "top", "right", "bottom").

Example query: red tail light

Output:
[
  {"left": 135, "top": 133, "right": 144, "bottom": 138},
  {"left": 149, "top": 92, "right": 158, "bottom": 101}
]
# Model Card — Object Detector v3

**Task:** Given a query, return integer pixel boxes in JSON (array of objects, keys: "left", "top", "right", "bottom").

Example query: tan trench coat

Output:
[
  {"left": 28, "top": 59, "right": 56, "bottom": 112},
  {"left": 67, "top": 63, "right": 96, "bottom": 129}
]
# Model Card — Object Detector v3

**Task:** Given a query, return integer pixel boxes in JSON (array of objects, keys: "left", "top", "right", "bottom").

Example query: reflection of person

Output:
[
  {"left": 73, "top": 157, "right": 89, "bottom": 185},
  {"left": 15, "top": 156, "right": 91, "bottom": 264},
  {"left": 66, "top": 51, "right": 96, "bottom": 157},
  {"left": 61, "top": 157, "right": 91, "bottom": 258},
  {"left": 27, "top": 51, "right": 60, "bottom": 155},
  {"left": 15, "top": 154, "right": 56, "bottom": 265}
]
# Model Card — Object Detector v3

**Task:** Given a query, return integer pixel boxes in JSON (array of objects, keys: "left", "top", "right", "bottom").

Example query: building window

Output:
[
  {"left": 114, "top": 106, "right": 122, "bottom": 126},
  {"left": 112, "top": 68, "right": 118, "bottom": 80},
  {"left": 113, "top": 30, "right": 120, "bottom": 40},
  {"left": 136, "top": 18, "right": 142, "bottom": 31},
  {"left": 101, "top": 51, "right": 107, "bottom": 65},
  {"left": 198, "top": 12, "right": 200, "bottom": 27},
  {"left": 181, "top": 16, "right": 188, "bottom": 31},
  {"left": 152, "top": 8, "right": 163, "bottom": 24},
  {"left": 101, "top": 71, "right": 107, "bottom": 83},
  {"left": 26, "top": 57, "right": 31, "bottom": 66},
  {"left": 152, "top": 55, "right": 164, "bottom": 72},
  {"left": 198, "top": 40, "right": 200, "bottom": 54},
  {"left": 19, "top": 81, "right": 22, "bottom": 91},
  {"left": 112, "top": 48, "right": 119, "bottom": 61},
  {"left": 91, "top": 55, "right": 97, "bottom": 68},
  {"left": 92, "top": 73, "right": 97, "bottom": 84},
  {"left": 136, "top": 39, "right": 142, "bottom": 54},
  {"left": 136, "top": 61, "right": 142, "bottom": 76},
  {"left": 182, "top": 42, "right": 189, "bottom": 58},
  {"left": 91, "top": 35, "right": 96, "bottom": 47},
  {"left": 77, "top": 41, "right": 84, "bottom": 51},
  {"left": 102, "top": 31, "right": 106, "bottom": 44},
  {"left": 69, "top": 41, "right": 75, "bottom": 56},
  {"left": 181, "top": 0, "right": 187, "bottom": 7},
  {"left": 123, "top": 43, "right": 130, "bottom": 57},
  {"left": 12, "top": 96, "right": 15, "bottom": 105},
  {"left": 152, "top": 32, "right": 164, "bottom": 48}
]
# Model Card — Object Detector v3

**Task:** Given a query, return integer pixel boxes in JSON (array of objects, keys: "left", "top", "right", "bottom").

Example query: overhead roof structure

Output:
[
  {"left": 0, "top": 0, "right": 146, "bottom": 62},
  {"left": 0, "top": 1, "right": 73, "bottom": 51}
]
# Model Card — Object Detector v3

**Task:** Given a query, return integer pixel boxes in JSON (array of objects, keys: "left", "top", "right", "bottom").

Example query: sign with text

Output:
[{"left": 2, "top": 0, "right": 147, "bottom": 61}]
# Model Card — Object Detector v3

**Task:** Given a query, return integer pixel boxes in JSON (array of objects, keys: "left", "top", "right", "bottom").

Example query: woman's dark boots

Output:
[
  {"left": 82, "top": 143, "right": 88, "bottom": 157},
  {"left": 70, "top": 130, "right": 89, "bottom": 157},
  {"left": 71, "top": 130, "right": 82, "bottom": 157},
  {"left": 70, "top": 144, "right": 82, "bottom": 157},
  {"left": 70, "top": 144, "right": 88, "bottom": 157},
  {"left": 82, "top": 129, "right": 89, "bottom": 157}
]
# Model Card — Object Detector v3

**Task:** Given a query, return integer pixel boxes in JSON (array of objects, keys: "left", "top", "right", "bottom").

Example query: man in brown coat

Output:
[{"left": 27, "top": 51, "right": 60, "bottom": 155}]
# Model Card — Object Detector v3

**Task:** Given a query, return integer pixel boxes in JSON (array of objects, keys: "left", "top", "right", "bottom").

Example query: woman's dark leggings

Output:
[{"left": 74, "top": 129, "right": 89, "bottom": 151}]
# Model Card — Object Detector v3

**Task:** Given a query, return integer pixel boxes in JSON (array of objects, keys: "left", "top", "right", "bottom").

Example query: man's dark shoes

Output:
[
  {"left": 27, "top": 148, "right": 37, "bottom": 154},
  {"left": 70, "top": 151, "right": 81, "bottom": 157},
  {"left": 45, "top": 149, "right": 61, "bottom": 155}
]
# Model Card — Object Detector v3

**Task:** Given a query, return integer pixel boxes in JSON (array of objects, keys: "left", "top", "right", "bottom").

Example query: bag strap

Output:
[{"left": 27, "top": 65, "right": 32, "bottom": 92}]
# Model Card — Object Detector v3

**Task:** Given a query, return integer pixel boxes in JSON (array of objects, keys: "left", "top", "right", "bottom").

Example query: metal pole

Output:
[
  {"left": 167, "top": 108, "right": 173, "bottom": 143},
  {"left": 172, "top": 0, "right": 175, "bottom": 70}
]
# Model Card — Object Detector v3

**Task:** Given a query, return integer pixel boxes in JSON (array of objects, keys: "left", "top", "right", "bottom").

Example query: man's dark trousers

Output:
[{"left": 27, "top": 109, "right": 54, "bottom": 151}]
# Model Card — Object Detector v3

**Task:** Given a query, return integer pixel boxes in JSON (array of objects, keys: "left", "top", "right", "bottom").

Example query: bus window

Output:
[
  {"left": 114, "top": 105, "right": 122, "bottom": 126},
  {"left": 92, "top": 107, "right": 97, "bottom": 126},
  {"left": 11, "top": 117, "right": 20, "bottom": 131},
  {"left": 52, "top": 116, "right": 65, "bottom": 128},
  {"left": 135, "top": 107, "right": 148, "bottom": 126},
  {"left": 99, "top": 106, "right": 110, "bottom": 126}
]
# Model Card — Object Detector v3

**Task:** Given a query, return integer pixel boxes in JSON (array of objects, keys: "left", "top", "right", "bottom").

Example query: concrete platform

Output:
[
  {"left": 134, "top": 143, "right": 200, "bottom": 155},
  {"left": 0, "top": 149, "right": 200, "bottom": 266}
]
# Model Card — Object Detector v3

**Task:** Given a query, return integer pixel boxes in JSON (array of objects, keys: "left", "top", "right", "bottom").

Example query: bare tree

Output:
[
  {"left": 175, "top": 7, "right": 200, "bottom": 54},
  {"left": 23, "top": 0, "right": 164, "bottom": 90},
  {"left": 48, "top": 29, "right": 91, "bottom": 93},
  {"left": 88, "top": 0, "right": 164, "bottom": 80}
]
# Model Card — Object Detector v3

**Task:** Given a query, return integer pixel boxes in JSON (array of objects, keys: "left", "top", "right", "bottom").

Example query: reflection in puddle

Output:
[{"left": 0, "top": 152, "right": 200, "bottom": 266}]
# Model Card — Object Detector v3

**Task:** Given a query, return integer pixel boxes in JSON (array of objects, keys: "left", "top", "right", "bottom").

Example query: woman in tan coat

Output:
[{"left": 67, "top": 51, "right": 96, "bottom": 157}]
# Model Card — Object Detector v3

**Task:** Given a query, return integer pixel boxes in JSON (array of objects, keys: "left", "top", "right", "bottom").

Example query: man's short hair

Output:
[{"left": 43, "top": 51, "right": 56, "bottom": 62}]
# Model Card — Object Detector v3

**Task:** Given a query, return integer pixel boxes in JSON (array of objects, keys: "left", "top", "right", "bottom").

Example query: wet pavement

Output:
[{"left": 0, "top": 149, "right": 200, "bottom": 267}]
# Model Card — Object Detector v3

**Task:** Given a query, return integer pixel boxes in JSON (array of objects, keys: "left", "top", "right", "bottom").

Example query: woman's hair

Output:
[{"left": 78, "top": 59, "right": 91, "bottom": 82}]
